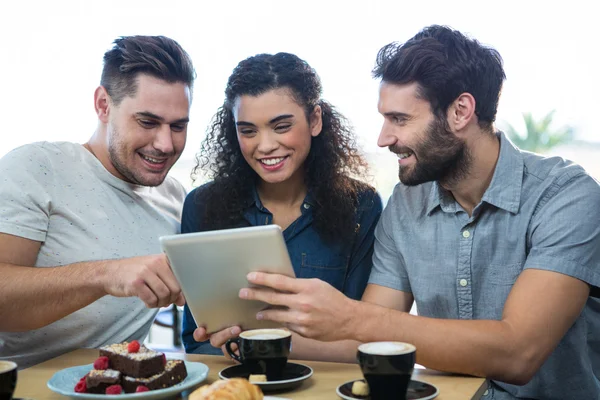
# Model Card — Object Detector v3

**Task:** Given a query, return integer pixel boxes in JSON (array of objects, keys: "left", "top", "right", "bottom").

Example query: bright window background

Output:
[{"left": 1, "top": 0, "right": 598, "bottom": 202}]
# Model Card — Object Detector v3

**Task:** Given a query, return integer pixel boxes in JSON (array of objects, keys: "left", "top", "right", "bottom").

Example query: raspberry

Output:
[
  {"left": 105, "top": 385, "right": 122, "bottom": 395},
  {"left": 127, "top": 340, "right": 141, "bottom": 353},
  {"left": 74, "top": 380, "right": 87, "bottom": 393},
  {"left": 78, "top": 373, "right": 89, "bottom": 383},
  {"left": 93, "top": 356, "right": 110, "bottom": 370},
  {"left": 136, "top": 386, "right": 150, "bottom": 393},
  {"left": 161, "top": 354, "right": 167, "bottom": 365}
]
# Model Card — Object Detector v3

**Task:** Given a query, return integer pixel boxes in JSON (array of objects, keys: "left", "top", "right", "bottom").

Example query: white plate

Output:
[{"left": 47, "top": 361, "right": 209, "bottom": 399}]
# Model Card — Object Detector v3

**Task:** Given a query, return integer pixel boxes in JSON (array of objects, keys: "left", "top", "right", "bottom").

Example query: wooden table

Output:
[{"left": 14, "top": 349, "right": 487, "bottom": 400}]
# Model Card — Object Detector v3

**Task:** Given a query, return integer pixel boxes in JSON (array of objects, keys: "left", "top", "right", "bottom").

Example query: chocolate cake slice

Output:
[
  {"left": 99, "top": 342, "right": 164, "bottom": 378},
  {"left": 85, "top": 369, "right": 121, "bottom": 394},
  {"left": 121, "top": 360, "right": 187, "bottom": 393}
]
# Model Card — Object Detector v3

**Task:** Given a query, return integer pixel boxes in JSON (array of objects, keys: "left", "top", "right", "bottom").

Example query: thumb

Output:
[{"left": 194, "top": 327, "right": 210, "bottom": 342}]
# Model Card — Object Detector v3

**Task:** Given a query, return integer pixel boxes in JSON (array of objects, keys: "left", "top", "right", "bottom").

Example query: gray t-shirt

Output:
[
  {"left": 0, "top": 141, "right": 187, "bottom": 368},
  {"left": 369, "top": 132, "right": 600, "bottom": 399}
]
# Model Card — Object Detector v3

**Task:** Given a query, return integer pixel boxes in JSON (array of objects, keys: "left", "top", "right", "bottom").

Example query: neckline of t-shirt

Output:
[{"left": 75, "top": 143, "right": 150, "bottom": 195}]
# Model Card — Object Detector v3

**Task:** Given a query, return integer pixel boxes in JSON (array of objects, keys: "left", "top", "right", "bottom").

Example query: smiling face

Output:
[
  {"left": 104, "top": 74, "right": 191, "bottom": 186},
  {"left": 233, "top": 88, "right": 322, "bottom": 186},
  {"left": 377, "top": 82, "right": 470, "bottom": 186}
]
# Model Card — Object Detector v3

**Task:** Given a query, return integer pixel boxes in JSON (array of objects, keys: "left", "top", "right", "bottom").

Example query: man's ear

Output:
[
  {"left": 447, "top": 92, "right": 476, "bottom": 132},
  {"left": 309, "top": 104, "right": 323, "bottom": 137},
  {"left": 94, "top": 86, "right": 111, "bottom": 123}
]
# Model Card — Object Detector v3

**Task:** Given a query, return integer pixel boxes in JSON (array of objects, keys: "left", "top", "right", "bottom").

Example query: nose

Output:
[
  {"left": 256, "top": 131, "right": 278, "bottom": 153},
  {"left": 377, "top": 121, "right": 397, "bottom": 148},
  {"left": 153, "top": 125, "right": 175, "bottom": 154}
]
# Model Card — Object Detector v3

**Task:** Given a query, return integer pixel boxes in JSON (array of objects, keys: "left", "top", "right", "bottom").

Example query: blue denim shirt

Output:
[
  {"left": 369, "top": 132, "right": 600, "bottom": 399},
  {"left": 181, "top": 183, "right": 382, "bottom": 354}
]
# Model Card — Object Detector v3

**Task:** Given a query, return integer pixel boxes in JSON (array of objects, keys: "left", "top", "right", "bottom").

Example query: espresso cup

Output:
[
  {"left": 0, "top": 360, "right": 17, "bottom": 400},
  {"left": 225, "top": 328, "right": 292, "bottom": 381},
  {"left": 357, "top": 342, "right": 416, "bottom": 400}
]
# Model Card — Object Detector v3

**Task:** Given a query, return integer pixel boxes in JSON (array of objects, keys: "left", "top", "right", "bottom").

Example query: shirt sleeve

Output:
[
  {"left": 179, "top": 184, "right": 224, "bottom": 354},
  {"left": 0, "top": 144, "right": 54, "bottom": 242},
  {"left": 524, "top": 170, "right": 600, "bottom": 293},
  {"left": 180, "top": 191, "right": 200, "bottom": 353},
  {"left": 180, "top": 188, "right": 201, "bottom": 234},
  {"left": 343, "top": 189, "right": 383, "bottom": 299},
  {"left": 181, "top": 304, "right": 224, "bottom": 355},
  {"left": 368, "top": 186, "right": 412, "bottom": 293}
]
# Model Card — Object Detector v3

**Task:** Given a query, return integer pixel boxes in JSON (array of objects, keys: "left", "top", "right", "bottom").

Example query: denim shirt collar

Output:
[
  {"left": 426, "top": 131, "right": 523, "bottom": 216},
  {"left": 245, "top": 184, "right": 316, "bottom": 213},
  {"left": 246, "top": 185, "right": 265, "bottom": 211}
]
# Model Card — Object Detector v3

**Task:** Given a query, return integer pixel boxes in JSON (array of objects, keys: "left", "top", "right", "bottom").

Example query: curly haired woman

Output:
[{"left": 181, "top": 52, "right": 382, "bottom": 356}]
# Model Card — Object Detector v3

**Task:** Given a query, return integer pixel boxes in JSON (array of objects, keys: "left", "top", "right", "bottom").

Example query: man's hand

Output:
[
  {"left": 0, "top": 233, "right": 186, "bottom": 331},
  {"left": 240, "top": 272, "right": 357, "bottom": 341},
  {"left": 102, "top": 254, "right": 185, "bottom": 308}
]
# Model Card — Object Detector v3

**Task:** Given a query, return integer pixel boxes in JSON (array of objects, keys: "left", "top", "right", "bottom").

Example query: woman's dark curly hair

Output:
[{"left": 191, "top": 52, "right": 372, "bottom": 244}]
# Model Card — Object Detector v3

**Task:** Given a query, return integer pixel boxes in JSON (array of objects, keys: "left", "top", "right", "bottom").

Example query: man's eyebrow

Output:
[
  {"left": 135, "top": 112, "right": 189, "bottom": 124},
  {"left": 383, "top": 111, "right": 411, "bottom": 119}
]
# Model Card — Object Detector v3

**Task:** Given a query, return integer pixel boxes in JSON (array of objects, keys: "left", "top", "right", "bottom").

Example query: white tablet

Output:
[{"left": 159, "top": 225, "right": 295, "bottom": 334}]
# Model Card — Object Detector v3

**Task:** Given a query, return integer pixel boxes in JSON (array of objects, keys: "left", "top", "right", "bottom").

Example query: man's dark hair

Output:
[
  {"left": 100, "top": 35, "right": 196, "bottom": 105},
  {"left": 373, "top": 25, "right": 506, "bottom": 131}
]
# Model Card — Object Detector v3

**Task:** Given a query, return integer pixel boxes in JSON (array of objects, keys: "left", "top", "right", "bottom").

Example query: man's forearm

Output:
[
  {"left": 290, "top": 333, "right": 360, "bottom": 364},
  {"left": 0, "top": 261, "right": 109, "bottom": 331},
  {"left": 350, "top": 302, "right": 529, "bottom": 385}
]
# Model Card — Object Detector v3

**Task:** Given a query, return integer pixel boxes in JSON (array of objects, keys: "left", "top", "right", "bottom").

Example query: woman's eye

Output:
[
  {"left": 275, "top": 124, "right": 291, "bottom": 132},
  {"left": 240, "top": 129, "right": 255, "bottom": 135}
]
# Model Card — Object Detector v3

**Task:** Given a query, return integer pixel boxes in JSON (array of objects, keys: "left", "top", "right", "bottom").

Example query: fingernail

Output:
[
  {"left": 247, "top": 272, "right": 257, "bottom": 280},
  {"left": 239, "top": 289, "right": 248, "bottom": 298},
  {"left": 231, "top": 327, "right": 239, "bottom": 335},
  {"left": 256, "top": 312, "right": 263, "bottom": 320}
]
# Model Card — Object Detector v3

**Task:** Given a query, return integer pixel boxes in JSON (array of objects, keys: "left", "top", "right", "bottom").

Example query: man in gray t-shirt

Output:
[
  {"left": 224, "top": 26, "right": 600, "bottom": 399},
  {"left": 0, "top": 35, "right": 196, "bottom": 368}
]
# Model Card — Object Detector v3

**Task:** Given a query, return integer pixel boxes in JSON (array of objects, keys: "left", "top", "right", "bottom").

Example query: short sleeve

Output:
[
  {"left": 0, "top": 144, "right": 54, "bottom": 242},
  {"left": 368, "top": 187, "right": 412, "bottom": 293},
  {"left": 524, "top": 171, "right": 600, "bottom": 292}
]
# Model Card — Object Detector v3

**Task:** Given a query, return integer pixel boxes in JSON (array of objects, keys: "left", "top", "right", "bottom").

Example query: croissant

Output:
[{"left": 189, "top": 378, "right": 264, "bottom": 400}]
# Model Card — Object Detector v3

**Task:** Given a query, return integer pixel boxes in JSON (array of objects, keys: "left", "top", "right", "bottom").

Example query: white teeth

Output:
[
  {"left": 397, "top": 152, "right": 413, "bottom": 160},
  {"left": 260, "top": 157, "right": 285, "bottom": 166},
  {"left": 141, "top": 155, "right": 164, "bottom": 164}
]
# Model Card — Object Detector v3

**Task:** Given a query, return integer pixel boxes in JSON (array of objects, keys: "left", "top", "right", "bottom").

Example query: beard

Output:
[
  {"left": 107, "top": 125, "right": 173, "bottom": 187},
  {"left": 396, "top": 116, "right": 471, "bottom": 187}
]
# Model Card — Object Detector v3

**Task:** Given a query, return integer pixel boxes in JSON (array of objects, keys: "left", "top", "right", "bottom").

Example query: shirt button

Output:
[
  {"left": 303, "top": 203, "right": 310, "bottom": 209},
  {"left": 459, "top": 279, "right": 468, "bottom": 287},
  {"left": 462, "top": 230, "right": 470, "bottom": 238},
  {"left": 483, "top": 389, "right": 490, "bottom": 396}
]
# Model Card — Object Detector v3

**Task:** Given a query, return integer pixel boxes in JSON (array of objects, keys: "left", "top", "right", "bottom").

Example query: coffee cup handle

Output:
[{"left": 225, "top": 338, "right": 242, "bottom": 363}]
